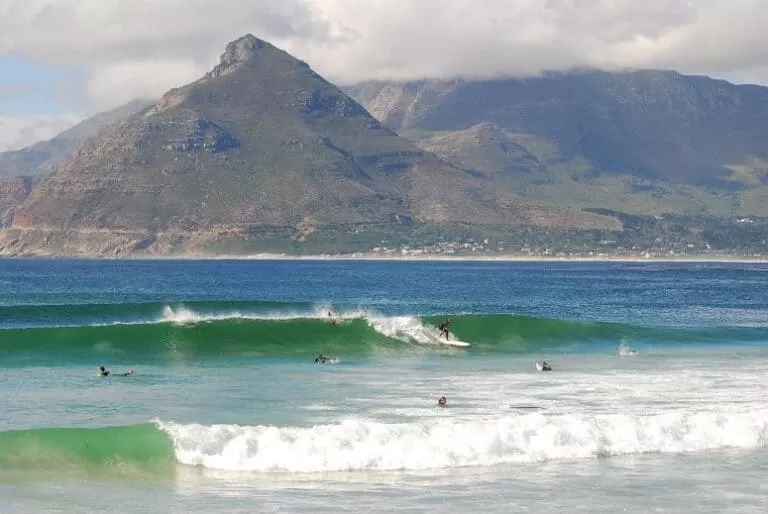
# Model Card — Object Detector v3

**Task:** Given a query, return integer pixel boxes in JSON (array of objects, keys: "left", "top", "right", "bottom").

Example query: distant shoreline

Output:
[
  {"left": 6, "top": 253, "right": 765, "bottom": 263},
  {"left": 196, "top": 254, "right": 768, "bottom": 263}
]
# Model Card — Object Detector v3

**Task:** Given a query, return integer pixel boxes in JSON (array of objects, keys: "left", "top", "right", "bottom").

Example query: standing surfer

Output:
[{"left": 438, "top": 317, "right": 453, "bottom": 341}]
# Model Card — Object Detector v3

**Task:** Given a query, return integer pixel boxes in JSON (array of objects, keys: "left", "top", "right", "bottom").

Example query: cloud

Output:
[
  {"left": 0, "top": 81, "right": 37, "bottom": 97},
  {"left": 0, "top": 114, "right": 82, "bottom": 152},
  {"left": 2, "top": 0, "right": 768, "bottom": 114},
  {"left": 86, "top": 59, "right": 206, "bottom": 109}
]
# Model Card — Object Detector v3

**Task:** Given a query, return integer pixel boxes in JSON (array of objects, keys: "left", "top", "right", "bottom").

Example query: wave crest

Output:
[{"left": 157, "top": 411, "right": 768, "bottom": 472}]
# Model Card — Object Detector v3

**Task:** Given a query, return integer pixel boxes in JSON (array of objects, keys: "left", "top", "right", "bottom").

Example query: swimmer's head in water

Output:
[{"left": 438, "top": 396, "right": 447, "bottom": 406}]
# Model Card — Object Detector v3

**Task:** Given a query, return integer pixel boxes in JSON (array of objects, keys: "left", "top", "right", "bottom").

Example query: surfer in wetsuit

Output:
[
  {"left": 99, "top": 366, "right": 110, "bottom": 376},
  {"left": 541, "top": 361, "right": 552, "bottom": 371},
  {"left": 315, "top": 354, "right": 329, "bottom": 364},
  {"left": 327, "top": 311, "right": 337, "bottom": 325},
  {"left": 438, "top": 317, "right": 453, "bottom": 341}
]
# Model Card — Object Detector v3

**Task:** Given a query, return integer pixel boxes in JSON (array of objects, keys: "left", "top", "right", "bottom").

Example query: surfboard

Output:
[
  {"left": 428, "top": 333, "right": 470, "bottom": 347},
  {"left": 509, "top": 404, "right": 545, "bottom": 410}
]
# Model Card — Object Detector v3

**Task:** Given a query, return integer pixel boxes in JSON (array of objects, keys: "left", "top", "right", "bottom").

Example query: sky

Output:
[{"left": 1, "top": 0, "right": 768, "bottom": 151}]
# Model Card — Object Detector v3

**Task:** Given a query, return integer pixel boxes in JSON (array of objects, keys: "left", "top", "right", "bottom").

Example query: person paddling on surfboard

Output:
[
  {"left": 438, "top": 317, "right": 453, "bottom": 341},
  {"left": 100, "top": 366, "right": 135, "bottom": 376}
]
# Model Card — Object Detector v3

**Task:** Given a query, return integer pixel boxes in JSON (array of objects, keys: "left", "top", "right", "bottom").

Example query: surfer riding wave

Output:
[{"left": 438, "top": 317, "right": 453, "bottom": 341}]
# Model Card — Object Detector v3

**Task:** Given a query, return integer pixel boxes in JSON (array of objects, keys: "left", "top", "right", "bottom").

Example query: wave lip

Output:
[{"left": 156, "top": 411, "right": 768, "bottom": 473}]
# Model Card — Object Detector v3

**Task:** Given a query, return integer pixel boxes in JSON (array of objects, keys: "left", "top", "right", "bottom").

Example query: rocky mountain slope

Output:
[
  {"left": 0, "top": 100, "right": 151, "bottom": 180},
  {"left": 347, "top": 72, "right": 768, "bottom": 218},
  {"left": 0, "top": 35, "right": 614, "bottom": 256}
]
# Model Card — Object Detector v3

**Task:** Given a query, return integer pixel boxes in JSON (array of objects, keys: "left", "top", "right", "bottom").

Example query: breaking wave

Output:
[
  {"left": 5, "top": 412, "right": 768, "bottom": 474},
  {"left": 2, "top": 301, "right": 767, "bottom": 364}
]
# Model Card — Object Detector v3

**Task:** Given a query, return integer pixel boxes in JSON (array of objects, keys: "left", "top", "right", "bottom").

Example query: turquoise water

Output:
[{"left": 2, "top": 259, "right": 768, "bottom": 513}]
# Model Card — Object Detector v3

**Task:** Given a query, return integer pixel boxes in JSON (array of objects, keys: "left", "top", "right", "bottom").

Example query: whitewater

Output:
[{"left": 2, "top": 258, "right": 768, "bottom": 513}]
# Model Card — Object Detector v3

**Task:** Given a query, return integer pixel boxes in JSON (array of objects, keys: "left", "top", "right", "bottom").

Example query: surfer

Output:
[
  {"left": 438, "top": 317, "right": 453, "bottom": 341},
  {"left": 438, "top": 396, "right": 447, "bottom": 407},
  {"left": 315, "top": 354, "right": 330, "bottom": 364},
  {"left": 541, "top": 361, "right": 552, "bottom": 371},
  {"left": 327, "top": 311, "right": 337, "bottom": 325},
  {"left": 100, "top": 366, "right": 135, "bottom": 376}
]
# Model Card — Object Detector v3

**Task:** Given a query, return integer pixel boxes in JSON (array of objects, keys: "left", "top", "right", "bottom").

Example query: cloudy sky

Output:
[{"left": 1, "top": 0, "right": 767, "bottom": 151}]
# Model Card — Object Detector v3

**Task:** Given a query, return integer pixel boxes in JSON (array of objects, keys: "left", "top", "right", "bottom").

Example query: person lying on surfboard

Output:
[
  {"left": 438, "top": 317, "right": 453, "bottom": 340},
  {"left": 99, "top": 366, "right": 135, "bottom": 376}
]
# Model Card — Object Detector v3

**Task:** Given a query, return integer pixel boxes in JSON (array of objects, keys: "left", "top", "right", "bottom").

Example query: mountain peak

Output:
[{"left": 206, "top": 34, "right": 272, "bottom": 78}]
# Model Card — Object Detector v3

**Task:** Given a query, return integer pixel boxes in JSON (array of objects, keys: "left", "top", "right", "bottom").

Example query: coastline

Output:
[{"left": 4, "top": 252, "right": 765, "bottom": 263}]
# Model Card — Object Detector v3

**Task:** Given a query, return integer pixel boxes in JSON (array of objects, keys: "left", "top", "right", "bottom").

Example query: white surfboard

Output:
[{"left": 428, "top": 333, "right": 470, "bottom": 347}]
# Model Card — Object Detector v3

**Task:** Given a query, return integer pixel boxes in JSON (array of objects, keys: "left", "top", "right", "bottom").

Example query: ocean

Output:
[{"left": 1, "top": 258, "right": 768, "bottom": 513}]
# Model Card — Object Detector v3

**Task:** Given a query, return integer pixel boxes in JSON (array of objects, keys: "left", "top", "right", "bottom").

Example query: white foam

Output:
[
  {"left": 618, "top": 343, "right": 638, "bottom": 357},
  {"left": 159, "top": 305, "right": 469, "bottom": 347},
  {"left": 365, "top": 313, "right": 468, "bottom": 346},
  {"left": 159, "top": 304, "right": 334, "bottom": 325},
  {"left": 156, "top": 411, "right": 768, "bottom": 472}
]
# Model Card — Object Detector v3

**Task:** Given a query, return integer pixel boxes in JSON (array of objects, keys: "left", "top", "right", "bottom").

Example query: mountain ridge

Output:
[
  {"left": 346, "top": 70, "right": 768, "bottom": 189},
  {"left": 0, "top": 35, "right": 617, "bottom": 256}
]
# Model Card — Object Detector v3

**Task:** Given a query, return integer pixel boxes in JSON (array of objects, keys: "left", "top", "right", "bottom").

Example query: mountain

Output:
[
  {"left": 346, "top": 72, "right": 768, "bottom": 218},
  {"left": 0, "top": 100, "right": 152, "bottom": 180},
  {"left": 0, "top": 100, "right": 151, "bottom": 228},
  {"left": 0, "top": 35, "right": 616, "bottom": 256}
]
